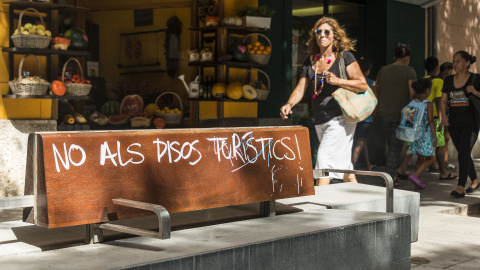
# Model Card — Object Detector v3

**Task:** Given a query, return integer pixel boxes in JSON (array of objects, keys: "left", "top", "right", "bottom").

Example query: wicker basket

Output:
[
  {"left": 240, "top": 69, "right": 271, "bottom": 100},
  {"left": 243, "top": 33, "right": 271, "bottom": 65},
  {"left": 11, "top": 8, "right": 52, "bottom": 49},
  {"left": 154, "top": 92, "right": 183, "bottom": 125},
  {"left": 8, "top": 54, "right": 50, "bottom": 95},
  {"left": 62, "top": 58, "right": 92, "bottom": 96}
]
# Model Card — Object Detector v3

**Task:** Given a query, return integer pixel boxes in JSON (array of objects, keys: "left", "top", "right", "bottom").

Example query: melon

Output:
[
  {"left": 144, "top": 103, "right": 160, "bottom": 117},
  {"left": 63, "top": 28, "right": 88, "bottom": 51},
  {"left": 89, "top": 111, "right": 108, "bottom": 126},
  {"left": 242, "top": 84, "right": 258, "bottom": 100},
  {"left": 108, "top": 114, "right": 130, "bottom": 125},
  {"left": 101, "top": 101, "right": 120, "bottom": 116},
  {"left": 120, "top": 95, "right": 144, "bottom": 116},
  {"left": 226, "top": 82, "right": 243, "bottom": 99},
  {"left": 212, "top": 82, "right": 226, "bottom": 98}
]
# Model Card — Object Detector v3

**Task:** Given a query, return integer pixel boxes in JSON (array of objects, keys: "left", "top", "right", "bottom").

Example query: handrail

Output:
[{"left": 313, "top": 169, "right": 394, "bottom": 213}]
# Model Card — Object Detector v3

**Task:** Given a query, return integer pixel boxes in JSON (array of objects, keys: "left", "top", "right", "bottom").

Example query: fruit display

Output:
[
  {"left": 232, "top": 43, "right": 249, "bottom": 62},
  {"left": 156, "top": 106, "right": 181, "bottom": 114},
  {"left": 63, "top": 114, "right": 74, "bottom": 124},
  {"left": 13, "top": 22, "right": 52, "bottom": 37},
  {"left": 120, "top": 95, "right": 143, "bottom": 116},
  {"left": 226, "top": 82, "right": 243, "bottom": 100},
  {"left": 143, "top": 103, "right": 160, "bottom": 117},
  {"left": 51, "top": 80, "right": 65, "bottom": 96},
  {"left": 52, "top": 37, "right": 70, "bottom": 50},
  {"left": 89, "top": 111, "right": 109, "bottom": 126},
  {"left": 63, "top": 74, "right": 90, "bottom": 84},
  {"left": 222, "top": 16, "right": 242, "bottom": 26},
  {"left": 108, "top": 114, "right": 130, "bottom": 125},
  {"left": 211, "top": 82, "right": 226, "bottom": 98},
  {"left": 130, "top": 112, "right": 153, "bottom": 127},
  {"left": 153, "top": 117, "right": 166, "bottom": 129},
  {"left": 247, "top": 41, "right": 271, "bottom": 57},
  {"left": 101, "top": 101, "right": 121, "bottom": 116},
  {"left": 242, "top": 84, "right": 257, "bottom": 100},
  {"left": 63, "top": 28, "right": 88, "bottom": 51},
  {"left": 205, "top": 16, "right": 221, "bottom": 27},
  {"left": 17, "top": 76, "right": 48, "bottom": 83},
  {"left": 74, "top": 113, "right": 87, "bottom": 124}
]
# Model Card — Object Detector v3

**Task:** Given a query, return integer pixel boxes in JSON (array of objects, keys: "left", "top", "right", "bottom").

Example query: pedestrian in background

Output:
[
  {"left": 439, "top": 62, "right": 455, "bottom": 170},
  {"left": 440, "top": 51, "right": 480, "bottom": 198},
  {"left": 375, "top": 46, "right": 417, "bottom": 187},
  {"left": 280, "top": 16, "right": 367, "bottom": 185},
  {"left": 352, "top": 57, "right": 376, "bottom": 171}
]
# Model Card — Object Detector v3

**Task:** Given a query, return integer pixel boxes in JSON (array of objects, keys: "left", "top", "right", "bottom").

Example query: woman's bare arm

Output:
[
  {"left": 280, "top": 77, "right": 308, "bottom": 119},
  {"left": 325, "top": 61, "right": 367, "bottom": 93}
]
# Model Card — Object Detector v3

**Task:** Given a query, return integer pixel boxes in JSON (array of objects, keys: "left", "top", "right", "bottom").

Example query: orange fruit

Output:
[{"left": 153, "top": 117, "right": 166, "bottom": 129}]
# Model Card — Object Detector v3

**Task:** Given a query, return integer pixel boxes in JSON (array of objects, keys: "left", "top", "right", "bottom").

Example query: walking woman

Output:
[
  {"left": 280, "top": 17, "right": 367, "bottom": 185},
  {"left": 375, "top": 46, "right": 417, "bottom": 187},
  {"left": 440, "top": 51, "right": 480, "bottom": 198}
]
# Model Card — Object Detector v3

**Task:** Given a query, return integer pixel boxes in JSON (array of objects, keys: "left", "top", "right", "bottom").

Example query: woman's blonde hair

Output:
[{"left": 307, "top": 17, "right": 356, "bottom": 58}]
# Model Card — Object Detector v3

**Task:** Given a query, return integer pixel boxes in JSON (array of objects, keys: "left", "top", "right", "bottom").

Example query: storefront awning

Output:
[{"left": 395, "top": 0, "right": 445, "bottom": 8}]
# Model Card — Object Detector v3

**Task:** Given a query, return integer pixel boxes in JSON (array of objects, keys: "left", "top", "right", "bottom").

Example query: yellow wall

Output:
[{"left": 0, "top": 2, "right": 52, "bottom": 119}]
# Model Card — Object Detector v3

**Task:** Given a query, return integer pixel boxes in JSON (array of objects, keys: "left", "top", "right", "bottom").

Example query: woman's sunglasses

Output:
[{"left": 314, "top": 29, "right": 332, "bottom": 36}]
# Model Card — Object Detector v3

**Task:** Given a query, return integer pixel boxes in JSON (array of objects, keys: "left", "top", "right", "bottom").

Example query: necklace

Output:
[{"left": 313, "top": 53, "right": 334, "bottom": 99}]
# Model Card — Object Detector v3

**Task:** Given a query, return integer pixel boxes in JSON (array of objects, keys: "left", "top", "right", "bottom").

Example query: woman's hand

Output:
[
  {"left": 324, "top": 71, "right": 340, "bottom": 85},
  {"left": 466, "top": 85, "right": 477, "bottom": 96},
  {"left": 433, "top": 134, "right": 437, "bottom": 148},
  {"left": 280, "top": 103, "right": 293, "bottom": 119}
]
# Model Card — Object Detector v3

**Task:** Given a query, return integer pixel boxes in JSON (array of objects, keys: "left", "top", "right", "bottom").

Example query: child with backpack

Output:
[{"left": 396, "top": 78, "right": 437, "bottom": 189}]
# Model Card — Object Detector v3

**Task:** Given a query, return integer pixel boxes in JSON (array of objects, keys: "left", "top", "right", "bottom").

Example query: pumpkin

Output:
[
  {"left": 51, "top": 80, "right": 65, "bottom": 96},
  {"left": 212, "top": 82, "right": 226, "bottom": 98},
  {"left": 153, "top": 117, "right": 166, "bottom": 129},
  {"left": 226, "top": 82, "right": 243, "bottom": 100}
]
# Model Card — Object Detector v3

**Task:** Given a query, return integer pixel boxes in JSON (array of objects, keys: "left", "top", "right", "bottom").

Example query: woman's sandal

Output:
[
  {"left": 439, "top": 173, "right": 457, "bottom": 180},
  {"left": 396, "top": 172, "right": 409, "bottom": 180}
]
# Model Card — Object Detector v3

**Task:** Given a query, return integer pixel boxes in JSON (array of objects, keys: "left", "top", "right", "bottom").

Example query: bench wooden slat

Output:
[{"left": 25, "top": 126, "right": 314, "bottom": 228}]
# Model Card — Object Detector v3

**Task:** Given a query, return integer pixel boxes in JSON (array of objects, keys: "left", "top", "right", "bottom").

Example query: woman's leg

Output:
[
  {"left": 467, "top": 125, "right": 479, "bottom": 189},
  {"left": 381, "top": 116, "right": 405, "bottom": 178},
  {"left": 362, "top": 143, "right": 374, "bottom": 170},
  {"left": 448, "top": 125, "right": 477, "bottom": 193},
  {"left": 352, "top": 139, "right": 365, "bottom": 168},
  {"left": 315, "top": 116, "right": 356, "bottom": 185}
]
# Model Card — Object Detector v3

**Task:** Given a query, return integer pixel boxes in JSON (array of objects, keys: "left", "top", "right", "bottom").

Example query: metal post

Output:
[
  {"left": 313, "top": 169, "right": 394, "bottom": 213},
  {"left": 260, "top": 200, "right": 276, "bottom": 217}
]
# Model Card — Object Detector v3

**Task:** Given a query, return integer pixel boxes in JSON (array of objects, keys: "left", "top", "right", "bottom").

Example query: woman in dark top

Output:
[
  {"left": 440, "top": 51, "right": 480, "bottom": 198},
  {"left": 280, "top": 17, "right": 367, "bottom": 185}
]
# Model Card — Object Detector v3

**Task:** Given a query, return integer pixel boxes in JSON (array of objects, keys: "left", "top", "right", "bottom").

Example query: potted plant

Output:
[{"left": 237, "top": 5, "right": 275, "bottom": 29}]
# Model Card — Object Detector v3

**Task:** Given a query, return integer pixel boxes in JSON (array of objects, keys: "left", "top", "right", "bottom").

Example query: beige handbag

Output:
[{"left": 332, "top": 52, "right": 378, "bottom": 123}]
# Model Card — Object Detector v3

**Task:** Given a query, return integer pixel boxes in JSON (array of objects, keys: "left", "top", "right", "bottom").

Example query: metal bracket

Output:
[
  {"left": 260, "top": 200, "right": 276, "bottom": 217},
  {"left": 313, "top": 169, "right": 394, "bottom": 213},
  {"left": 90, "top": 198, "right": 171, "bottom": 243}
]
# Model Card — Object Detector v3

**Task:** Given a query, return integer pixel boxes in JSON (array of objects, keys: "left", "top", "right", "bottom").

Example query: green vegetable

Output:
[{"left": 237, "top": 5, "right": 275, "bottom": 18}]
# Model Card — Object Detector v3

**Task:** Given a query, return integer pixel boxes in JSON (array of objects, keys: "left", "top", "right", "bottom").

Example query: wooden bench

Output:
[{"left": 22, "top": 126, "right": 317, "bottom": 243}]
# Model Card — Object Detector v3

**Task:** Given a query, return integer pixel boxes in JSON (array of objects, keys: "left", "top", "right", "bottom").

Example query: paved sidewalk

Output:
[
  {"left": 356, "top": 159, "right": 480, "bottom": 269},
  {"left": 0, "top": 159, "right": 479, "bottom": 269}
]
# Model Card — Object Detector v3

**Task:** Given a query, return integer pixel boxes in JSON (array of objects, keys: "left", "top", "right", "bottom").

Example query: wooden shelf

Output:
[
  {"left": 188, "top": 61, "right": 267, "bottom": 68},
  {"left": 188, "top": 26, "right": 269, "bottom": 33},
  {"left": 3, "top": 1, "right": 90, "bottom": 12},
  {"left": 3, "top": 94, "right": 90, "bottom": 100},
  {"left": 2, "top": 47, "right": 89, "bottom": 57},
  {"left": 189, "top": 98, "right": 264, "bottom": 103}
]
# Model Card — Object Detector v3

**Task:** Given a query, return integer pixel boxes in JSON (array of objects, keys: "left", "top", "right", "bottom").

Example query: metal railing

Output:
[{"left": 313, "top": 169, "right": 394, "bottom": 213}]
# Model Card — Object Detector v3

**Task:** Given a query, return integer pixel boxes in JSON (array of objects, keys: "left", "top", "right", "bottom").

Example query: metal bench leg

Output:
[
  {"left": 84, "top": 223, "right": 103, "bottom": 244},
  {"left": 260, "top": 200, "right": 276, "bottom": 217},
  {"left": 95, "top": 198, "right": 171, "bottom": 242}
]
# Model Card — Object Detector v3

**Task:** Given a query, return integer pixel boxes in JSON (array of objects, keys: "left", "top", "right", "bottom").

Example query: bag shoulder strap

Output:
[{"left": 338, "top": 51, "right": 347, "bottom": 80}]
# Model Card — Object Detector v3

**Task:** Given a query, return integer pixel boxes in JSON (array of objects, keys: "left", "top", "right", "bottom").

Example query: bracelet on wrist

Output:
[{"left": 285, "top": 102, "right": 293, "bottom": 108}]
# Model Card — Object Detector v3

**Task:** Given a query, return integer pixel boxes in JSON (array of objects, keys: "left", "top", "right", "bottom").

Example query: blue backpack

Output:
[{"left": 396, "top": 99, "right": 429, "bottom": 142}]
